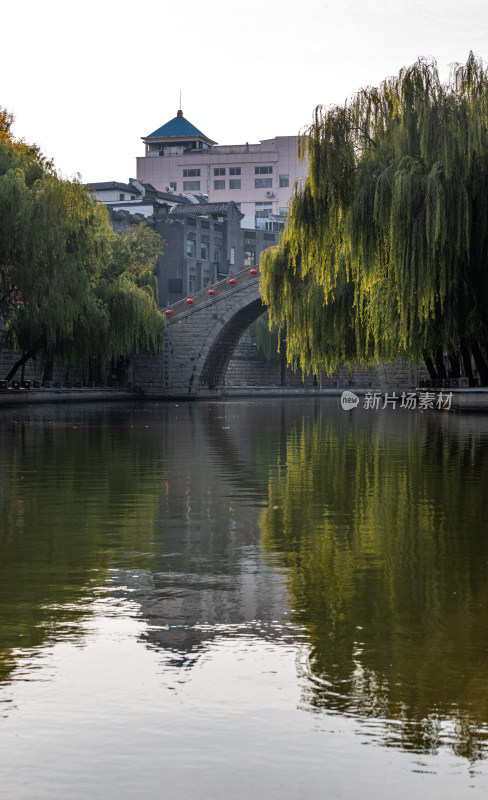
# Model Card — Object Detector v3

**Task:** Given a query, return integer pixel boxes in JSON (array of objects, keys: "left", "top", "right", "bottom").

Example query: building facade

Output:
[
  {"left": 109, "top": 201, "right": 279, "bottom": 307},
  {"left": 136, "top": 110, "right": 308, "bottom": 228}
]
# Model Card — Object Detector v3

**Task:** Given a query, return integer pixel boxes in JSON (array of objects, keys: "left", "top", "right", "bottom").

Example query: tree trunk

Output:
[
  {"left": 115, "top": 357, "right": 130, "bottom": 387},
  {"left": 88, "top": 356, "right": 103, "bottom": 386},
  {"left": 280, "top": 354, "right": 286, "bottom": 386},
  {"left": 422, "top": 351, "right": 438, "bottom": 380},
  {"left": 88, "top": 356, "right": 96, "bottom": 385},
  {"left": 279, "top": 330, "right": 287, "bottom": 387},
  {"left": 435, "top": 349, "right": 447, "bottom": 379},
  {"left": 5, "top": 348, "right": 38, "bottom": 382},
  {"left": 447, "top": 350, "right": 460, "bottom": 378},
  {"left": 470, "top": 340, "right": 488, "bottom": 385},
  {"left": 43, "top": 360, "right": 53, "bottom": 384},
  {"left": 459, "top": 340, "right": 473, "bottom": 379}
]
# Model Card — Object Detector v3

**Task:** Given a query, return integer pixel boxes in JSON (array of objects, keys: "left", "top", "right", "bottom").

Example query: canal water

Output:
[{"left": 1, "top": 398, "right": 488, "bottom": 799}]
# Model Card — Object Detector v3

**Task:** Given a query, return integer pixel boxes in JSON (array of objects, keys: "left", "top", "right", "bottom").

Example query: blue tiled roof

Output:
[{"left": 147, "top": 114, "right": 215, "bottom": 142}]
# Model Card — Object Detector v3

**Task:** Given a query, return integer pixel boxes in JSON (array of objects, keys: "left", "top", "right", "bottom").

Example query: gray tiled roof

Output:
[
  {"left": 87, "top": 182, "right": 141, "bottom": 194},
  {"left": 156, "top": 191, "right": 191, "bottom": 204},
  {"left": 169, "top": 201, "right": 243, "bottom": 218}
]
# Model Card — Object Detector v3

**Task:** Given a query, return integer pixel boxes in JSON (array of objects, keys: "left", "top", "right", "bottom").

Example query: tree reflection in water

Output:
[
  {"left": 259, "top": 409, "right": 488, "bottom": 760},
  {"left": 0, "top": 404, "right": 164, "bottom": 684}
]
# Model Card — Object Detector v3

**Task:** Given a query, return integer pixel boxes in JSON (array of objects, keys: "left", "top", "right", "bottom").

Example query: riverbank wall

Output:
[
  {"left": 1, "top": 384, "right": 488, "bottom": 412},
  {"left": 2, "top": 329, "right": 486, "bottom": 410}
]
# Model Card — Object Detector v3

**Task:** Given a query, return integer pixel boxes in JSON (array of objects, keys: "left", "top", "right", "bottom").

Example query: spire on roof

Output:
[{"left": 177, "top": 109, "right": 183, "bottom": 117}]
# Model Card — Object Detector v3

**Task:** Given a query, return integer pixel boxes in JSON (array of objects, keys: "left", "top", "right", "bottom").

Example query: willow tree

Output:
[
  {"left": 0, "top": 112, "right": 163, "bottom": 380},
  {"left": 261, "top": 53, "right": 488, "bottom": 379},
  {"left": 48, "top": 221, "right": 164, "bottom": 375}
]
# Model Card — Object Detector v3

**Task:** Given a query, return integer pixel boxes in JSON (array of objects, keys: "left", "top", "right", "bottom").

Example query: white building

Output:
[
  {"left": 136, "top": 109, "right": 308, "bottom": 229},
  {"left": 86, "top": 178, "right": 192, "bottom": 217},
  {"left": 87, "top": 179, "right": 142, "bottom": 203}
]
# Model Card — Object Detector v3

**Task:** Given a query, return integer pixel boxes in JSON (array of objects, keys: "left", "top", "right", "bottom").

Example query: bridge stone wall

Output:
[
  {"left": 225, "top": 334, "right": 384, "bottom": 389},
  {"left": 160, "top": 276, "right": 264, "bottom": 396}
]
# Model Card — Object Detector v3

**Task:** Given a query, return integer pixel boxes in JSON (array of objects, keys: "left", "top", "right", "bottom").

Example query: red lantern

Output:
[
  {"left": 250, "top": 268, "right": 258, "bottom": 275},
  {"left": 165, "top": 309, "right": 173, "bottom": 316},
  {"left": 208, "top": 289, "right": 216, "bottom": 295},
  {"left": 186, "top": 298, "right": 194, "bottom": 304},
  {"left": 229, "top": 278, "right": 237, "bottom": 285}
]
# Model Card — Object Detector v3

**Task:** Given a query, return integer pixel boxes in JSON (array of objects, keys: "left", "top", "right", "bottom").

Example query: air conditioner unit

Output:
[{"left": 265, "top": 191, "right": 274, "bottom": 197}]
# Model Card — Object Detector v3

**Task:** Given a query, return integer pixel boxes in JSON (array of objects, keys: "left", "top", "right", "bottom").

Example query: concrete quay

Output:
[
  {"left": 1, "top": 383, "right": 488, "bottom": 412},
  {"left": 0, "top": 386, "right": 141, "bottom": 406}
]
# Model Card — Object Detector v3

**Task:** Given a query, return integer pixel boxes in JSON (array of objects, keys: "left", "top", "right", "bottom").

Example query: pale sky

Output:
[{"left": 3, "top": 0, "right": 488, "bottom": 183}]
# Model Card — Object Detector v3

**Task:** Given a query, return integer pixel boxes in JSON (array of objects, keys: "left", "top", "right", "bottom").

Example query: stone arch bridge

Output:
[
  {"left": 133, "top": 267, "right": 415, "bottom": 397},
  {"left": 156, "top": 267, "right": 266, "bottom": 396}
]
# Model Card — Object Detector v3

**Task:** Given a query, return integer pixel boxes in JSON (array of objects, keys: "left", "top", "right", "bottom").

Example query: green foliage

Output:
[
  {"left": 249, "top": 311, "right": 281, "bottom": 363},
  {"left": 261, "top": 53, "right": 488, "bottom": 373},
  {"left": 0, "top": 115, "right": 164, "bottom": 375}
]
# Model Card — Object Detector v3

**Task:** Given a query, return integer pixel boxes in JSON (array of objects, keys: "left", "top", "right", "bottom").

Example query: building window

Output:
[
  {"left": 230, "top": 246, "right": 235, "bottom": 265},
  {"left": 168, "top": 278, "right": 183, "bottom": 293},
  {"left": 255, "top": 202, "right": 272, "bottom": 218},
  {"left": 183, "top": 169, "right": 200, "bottom": 177},
  {"left": 214, "top": 180, "right": 225, "bottom": 190},
  {"left": 229, "top": 179, "right": 241, "bottom": 189},
  {"left": 214, "top": 245, "right": 222, "bottom": 263},
  {"left": 266, "top": 220, "right": 285, "bottom": 232},
  {"left": 203, "top": 276, "right": 210, "bottom": 288},
  {"left": 279, "top": 207, "right": 288, "bottom": 216},
  {"left": 183, "top": 181, "right": 200, "bottom": 191},
  {"left": 255, "top": 166, "right": 272, "bottom": 174},
  {"left": 255, "top": 178, "right": 272, "bottom": 189},
  {"left": 229, "top": 167, "right": 241, "bottom": 175},
  {"left": 244, "top": 249, "right": 255, "bottom": 266},
  {"left": 186, "top": 238, "right": 196, "bottom": 258},
  {"left": 201, "top": 242, "right": 209, "bottom": 260},
  {"left": 119, "top": 193, "right": 125, "bottom": 200},
  {"left": 279, "top": 174, "right": 289, "bottom": 188},
  {"left": 214, "top": 167, "right": 225, "bottom": 176},
  {"left": 189, "top": 275, "right": 196, "bottom": 293},
  {"left": 169, "top": 182, "right": 177, "bottom": 191}
]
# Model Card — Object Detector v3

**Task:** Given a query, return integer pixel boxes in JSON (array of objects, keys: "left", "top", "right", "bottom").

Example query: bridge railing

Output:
[{"left": 162, "top": 266, "right": 260, "bottom": 321}]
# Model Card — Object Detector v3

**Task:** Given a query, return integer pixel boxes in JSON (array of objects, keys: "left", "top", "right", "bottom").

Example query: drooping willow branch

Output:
[{"left": 261, "top": 53, "right": 488, "bottom": 376}]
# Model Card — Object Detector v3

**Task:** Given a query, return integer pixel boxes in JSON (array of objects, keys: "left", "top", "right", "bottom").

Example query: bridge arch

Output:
[
  {"left": 198, "top": 295, "right": 265, "bottom": 390},
  {"left": 162, "top": 271, "right": 268, "bottom": 396}
]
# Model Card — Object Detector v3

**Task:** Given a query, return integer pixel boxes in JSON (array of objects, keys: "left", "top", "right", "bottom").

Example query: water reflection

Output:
[
  {"left": 1, "top": 399, "right": 488, "bottom": 775},
  {"left": 0, "top": 404, "right": 164, "bottom": 683},
  {"left": 259, "top": 406, "right": 488, "bottom": 759}
]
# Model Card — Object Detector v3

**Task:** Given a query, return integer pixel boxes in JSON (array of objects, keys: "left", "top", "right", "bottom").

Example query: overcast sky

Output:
[{"left": 3, "top": 0, "right": 488, "bottom": 183}]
